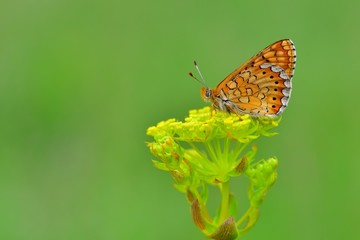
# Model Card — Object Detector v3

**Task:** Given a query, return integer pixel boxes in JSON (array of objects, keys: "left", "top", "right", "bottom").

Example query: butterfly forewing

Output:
[{"left": 211, "top": 39, "right": 296, "bottom": 116}]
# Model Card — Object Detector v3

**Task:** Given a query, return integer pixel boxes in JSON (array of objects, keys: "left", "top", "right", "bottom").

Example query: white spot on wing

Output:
[
  {"left": 282, "top": 88, "right": 291, "bottom": 97},
  {"left": 280, "top": 71, "right": 289, "bottom": 80},
  {"left": 284, "top": 80, "right": 291, "bottom": 88},
  {"left": 277, "top": 105, "right": 286, "bottom": 115},
  {"left": 260, "top": 63, "right": 272, "bottom": 69},
  {"left": 270, "top": 65, "right": 283, "bottom": 73},
  {"left": 281, "top": 96, "right": 289, "bottom": 105}
]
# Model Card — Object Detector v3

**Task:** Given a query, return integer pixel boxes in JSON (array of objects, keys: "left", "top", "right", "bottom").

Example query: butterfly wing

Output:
[{"left": 212, "top": 39, "right": 296, "bottom": 116}]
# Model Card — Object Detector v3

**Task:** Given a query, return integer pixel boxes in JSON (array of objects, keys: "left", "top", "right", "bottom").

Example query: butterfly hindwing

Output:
[{"left": 211, "top": 39, "right": 296, "bottom": 116}]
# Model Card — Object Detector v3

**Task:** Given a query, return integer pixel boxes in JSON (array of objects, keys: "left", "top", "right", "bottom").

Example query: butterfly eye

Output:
[
  {"left": 205, "top": 88, "right": 211, "bottom": 98},
  {"left": 200, "top": 87, "right": 211, "bottom": 101}
]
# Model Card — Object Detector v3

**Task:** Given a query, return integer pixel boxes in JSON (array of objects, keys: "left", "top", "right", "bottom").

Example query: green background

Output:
[{"left": 0, "top": 0, "right": 359, "bottom": 239}]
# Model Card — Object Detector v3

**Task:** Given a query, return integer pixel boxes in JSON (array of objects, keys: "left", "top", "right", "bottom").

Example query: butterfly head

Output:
[{"left": 200, "top": 87, "right": 212, "bottom": 102}]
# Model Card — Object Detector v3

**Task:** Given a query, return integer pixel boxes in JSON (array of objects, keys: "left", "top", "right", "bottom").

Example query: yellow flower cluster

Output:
[
  {"left": 147, "top": 107, "right": 279, "bottom": 143},
  {"left": 146, "top": 107, "right": 281, "bottom": 239}
]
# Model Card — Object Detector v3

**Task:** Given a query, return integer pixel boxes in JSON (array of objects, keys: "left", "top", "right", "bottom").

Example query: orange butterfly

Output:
[{"left": 189, "top": 39, "right": 296, "bottom": 116}]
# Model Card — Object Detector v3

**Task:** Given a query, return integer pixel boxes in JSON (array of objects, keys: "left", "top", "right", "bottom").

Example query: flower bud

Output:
[
  {"left": 191, "top": 199, "right": 206, "bottom": 230},
  {"left": 209, "top": 216, "right": 238, "bottom": 240}
]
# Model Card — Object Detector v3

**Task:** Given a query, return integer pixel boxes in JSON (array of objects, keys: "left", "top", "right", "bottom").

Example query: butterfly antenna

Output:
[
  {"left": 188, "top": 72, "right": 202, "bottom": 84},
  {"left": 193, "top": 60, "right": 208, "bottom": 87}
]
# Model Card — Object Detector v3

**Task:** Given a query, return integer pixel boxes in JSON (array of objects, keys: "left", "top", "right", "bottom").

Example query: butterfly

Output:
[{"left": 189, "top": 39, "right": 296, "bottom": 117}]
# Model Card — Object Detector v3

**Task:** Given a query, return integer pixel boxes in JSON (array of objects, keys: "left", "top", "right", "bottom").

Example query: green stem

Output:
[
  {"left": 214, "top": 139, "right": 223, "bottom": 162},
  {"left": 204, "top": 141, "right": 218, "bottom": 162},
  {"left": 187, "top": 142, "right": 208, "bottom": 160},
  {"left": 218, "top": 181, "right": 230, "bottom": 224},
  {"left": 233, "top": 142, "right": 249, "bottom": 161},
  {"left": 236, "top": 207, "right": 251, "bottom": 227},
  {"left": 223, "top": 137, "right": 230, "bottom": 166}
]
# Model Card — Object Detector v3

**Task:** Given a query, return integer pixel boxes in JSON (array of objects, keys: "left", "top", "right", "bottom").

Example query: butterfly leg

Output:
[
  {"left": 215, "top": 98, "right": 231, "bottom": 114},
  {"left": 210, "top": 103, "right": 217, "bottom": 118}
]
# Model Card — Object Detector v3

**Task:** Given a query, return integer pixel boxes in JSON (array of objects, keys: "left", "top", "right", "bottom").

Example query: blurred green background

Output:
[{"left": 0, "top": 0, "right": 359, "bottom": 239}]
